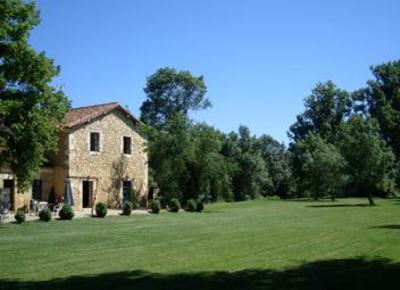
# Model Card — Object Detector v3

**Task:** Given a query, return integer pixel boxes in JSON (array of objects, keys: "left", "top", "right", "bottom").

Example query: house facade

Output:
[{"left": 0, "top": 102, "right": 148, "bottom": 211}]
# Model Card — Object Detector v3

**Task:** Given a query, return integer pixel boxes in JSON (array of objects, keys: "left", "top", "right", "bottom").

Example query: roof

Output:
[{"left": 65, "top": 102, "right": 141, "bottom": 129}]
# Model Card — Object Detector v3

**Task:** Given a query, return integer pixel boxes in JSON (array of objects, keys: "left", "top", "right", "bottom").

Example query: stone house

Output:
[{"left": 0, "top": 102, "right": 148, "bottom": 211}]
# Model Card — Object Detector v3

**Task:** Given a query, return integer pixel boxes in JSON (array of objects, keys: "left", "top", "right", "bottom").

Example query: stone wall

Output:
[{"left": 67, "top": 109, "right": 148, "bottom": 209}]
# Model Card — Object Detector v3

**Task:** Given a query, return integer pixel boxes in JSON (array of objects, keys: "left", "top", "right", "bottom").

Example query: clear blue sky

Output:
[{"left": 30, "top": 0, "right": 400, "bottom": 144}]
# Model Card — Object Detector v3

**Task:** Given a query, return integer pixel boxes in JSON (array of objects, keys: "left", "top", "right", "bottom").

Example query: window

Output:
[
  {"left": 90, "top": 132, "right": 100, "bottom": 152},
  {"left": 123, "top": 136, "right": 131, "bottom": 154}
]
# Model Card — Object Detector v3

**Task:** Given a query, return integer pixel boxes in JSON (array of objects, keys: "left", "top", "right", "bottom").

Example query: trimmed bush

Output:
[
  {"left": 39, "top": 208, "right": 52, "bottom": 222},
  {"left": 186, "top": 199, "right": 197, "bottom": 212},
  {"left": 59, "top": 204, "right": 74, "bottom": 220},
  {"left": 169, "top": 198, "right": 181, "bottom": 213},
  {"left": 95, "top": 202, "right": 107, "bottom": 218},
  {"left": 149, "top": 200, "right": 160, "bottom": 214},
  {"left": 196, "top": 200, "right": 204, "bottom": 212},
  {"left": 122, "top": 201, "right": 133, "bottom": 216},
  {"left": 14, "top": 210, "right": 25, "bottom": 224}
]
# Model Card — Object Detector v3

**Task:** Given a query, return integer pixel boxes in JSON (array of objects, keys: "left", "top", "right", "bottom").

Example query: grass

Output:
[{"left": 0, "top": 198, "right": 400, "bottom": 290}]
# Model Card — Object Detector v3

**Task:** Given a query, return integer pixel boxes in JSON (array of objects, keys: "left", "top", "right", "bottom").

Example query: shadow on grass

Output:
[
  {"left": 306, "top": 204, "right": 371, "bottom": 208},
  {"left": 372, "top": 224, "right": 400, "bottom": 230},
  {"left": 1, "top": 258, "right": 399, "bottom": 290}
]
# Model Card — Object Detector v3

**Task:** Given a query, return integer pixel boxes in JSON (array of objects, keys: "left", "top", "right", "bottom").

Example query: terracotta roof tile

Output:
[{"left": 66, "top": 102, "right": 140, "bottom": 129}]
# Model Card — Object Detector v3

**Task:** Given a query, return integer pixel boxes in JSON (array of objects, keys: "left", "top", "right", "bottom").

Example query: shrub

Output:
[
  {"left": 95, "top": 202, "right": 107, "bottom": 218},
  {"left": 122, "top": 201, "right": 133, "bottom": 216},
  {"left": 186, "top": 199, "right": 197, "bottom": 212},
  {"left": 150, "top": 200, "right": 161, "bottom": 214},
  {"left": 14, "top": 210, "right": 25, "bottom": 224},
  {"left": 39, "top": 208, "right": 52, "bottom": 222},
  {"left": 59, "top": 204, "right": 74, "bottom": 220},
  {"left": 196, "top": 200, "right": 204, "bottom": 212},
  {"left": 169, "top": 198, "right": 181, "bottom": 213}
]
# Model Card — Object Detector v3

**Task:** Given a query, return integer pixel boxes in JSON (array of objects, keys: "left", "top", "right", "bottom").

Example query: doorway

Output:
[
  {"left": 122, "top": 181, "right": 132, "bottom": 203},
  {"left": 82, "top": 180, "right": 93, "bottom": 208},
  {"left": 3, "top": 179, "right": 15, "bottom": 210}
]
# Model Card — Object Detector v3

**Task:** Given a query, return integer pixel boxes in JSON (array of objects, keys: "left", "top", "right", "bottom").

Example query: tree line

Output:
[{"left": 141, "top": 62, "right": 400, "bottom": 205}]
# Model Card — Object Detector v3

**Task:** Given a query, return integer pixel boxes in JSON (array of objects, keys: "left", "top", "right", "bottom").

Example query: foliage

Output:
[
  {"left": 122, "top": 201, "right": 132, "bottom": 216},
  {"left": 144, "top": 114, "right": 233, "bottom": 202},
  {"left": 186, "top": 199, "right": 197, "bottom": 212},
  {"left": 255, "top": 135, "right": 293, "bottom": 197},
  {"left": 95, "top": 202, "right": 107, "bottom": 218},
  {"left": 14, "top": 210, "right": 25, "bottom": 224},
  {"left": 59, "top": 204, "right": 74, "bottom": 220},
  {"left": 149, "top": 200, "right": 160, "bottom": 214},
  {"left": 291, "top": 133, "right": 346, "bottom": 200},
  {"left": 221, "top": 126, "right": 271, "bottom": 200},
  {"left": 0, "top": 0, "right": 70, "bottom": 190},
  {"left": 338, "top": 116, "right": 397, "bottom": 205},
  {"left": 169, "top": 198, "right": 181, "bottom": 213},
  {"left": 288, "top": 81, "right": 350, "bottom": 144},
  {"left": 196, "top": 200, "right": 204, "bottom": 212},
  {"left": 353, "top": 60, "right": 400, "bottom": 160},
  {"left": 38, "top": 208, "right": 52, "bottom": 222},
  {"left": 140, "top": 67, "right": 210, "bottom": 129}
]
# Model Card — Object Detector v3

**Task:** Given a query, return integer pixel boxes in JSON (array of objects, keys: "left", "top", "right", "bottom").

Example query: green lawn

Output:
[{"left": 1, "top": 198, "right": 400, "bottom": 290}]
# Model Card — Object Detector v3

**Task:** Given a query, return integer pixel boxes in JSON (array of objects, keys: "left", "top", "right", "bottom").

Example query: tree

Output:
[
  {"left": 339, "top": 116, "right": 397, "bottom": 205},
  {"left": 143, "top": 113, "right": 194, "bottom": 201},
  {"left": 0, "top": 0, "right": 69, "bottom": 189},
  {"left": 288, "top": 81, "right": 350, "bottom": 144},
  {"left": 291, "top": 133, "right": 346, "bottom": 200},
  {"left": 353, "top": 60, "right": 400, "bottom": 159},
  {"left": 143, "top": 114, "right": 233, "bottom": 202},
  {"left": 221, "top": 126, "right": 271, "bottom": 200},
  {"left": 190, "top": 123, "right": 234, "bottom": 201},
  {"left": 140, "top": 67, "right": 210, "bottom": 129},
  {"left": 255, "top": 135, "right": 292, "bottom": 197}
]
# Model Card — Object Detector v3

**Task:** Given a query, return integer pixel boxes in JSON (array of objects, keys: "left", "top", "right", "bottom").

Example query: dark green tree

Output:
[
  {"left": 339, "top": 116, "right": 397, "bottom": 205},
  {"left": 289, "top": 81, "right": 350, "bottom": 144},
  {"left": 140, "top": 67, "right": 210, "bottom": 129},
  {"left": 353, "top": 60, "right": 400, "bottom": 159},
  {"left": 190, "top": 123, "right": 234, "bottom": 201},
  {"left": 221, "top": 126, "right": 271, "bottom": 200},
  {"left": 255, "top": 135, "right": 292, "bottom": 197},
  {"left": 0, "top": 0, "right": 69, "bottom": 189},
  {"left": 143, "top": 113, "right": 194, "bottom": 201},
  {"left": 143, "top": 114, "right": 233, "bottom": 202},
  {"left": 291, "top": 133, "right": 346, "bottom": 200}
]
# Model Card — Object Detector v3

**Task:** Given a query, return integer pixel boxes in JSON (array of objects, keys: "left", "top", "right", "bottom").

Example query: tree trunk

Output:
[
  {"left": 331, "top": 194, "right": 335, "bottom": 202},
  {"left": 367, "top": 194, "right": 375, "bottom": 206}
]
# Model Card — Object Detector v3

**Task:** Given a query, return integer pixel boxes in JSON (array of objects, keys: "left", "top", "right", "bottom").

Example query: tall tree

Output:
[
  {"left": 291, "top": 133, "right": 346, "bottom": 200},
  {"left": 221, "top": 126, "right": 271, "bottom": 200},
  {"left": 288, "top": 81, "right": 350, "bottom": 144},
  {"left": 353, "top": 60, "right": 400, "bottom": 159},
  {"left": 0, "top": 0, "right": 69, "bottom": 189},
  {"left": 140, "top": 67, "right": 210, "bottom": 129},
  {"left": 339, "top": 116, "right": 397, "bottom": 205},
  {"left": 143, "top": 114, "right": 233, "bottom": 202},
  {"left": 256, "top": 135, "right": 292, "bottom": 197}
]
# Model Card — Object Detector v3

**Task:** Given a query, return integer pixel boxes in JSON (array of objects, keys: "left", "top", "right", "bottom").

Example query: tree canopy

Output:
[
  {"left": 0, "top": 0, "right": 69, "bottom": 189},
  {"left": 289, "top": 81, "right": 350, "bottom": 144},
  {"left": 339, "top": 116, "right": 397, "bottom": 205},
  {"left": 353, "top": 61, "right": 400, "bottom": 159},
  {"left": 140, "top": 67, "right": 210, "bottom": 129}
]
